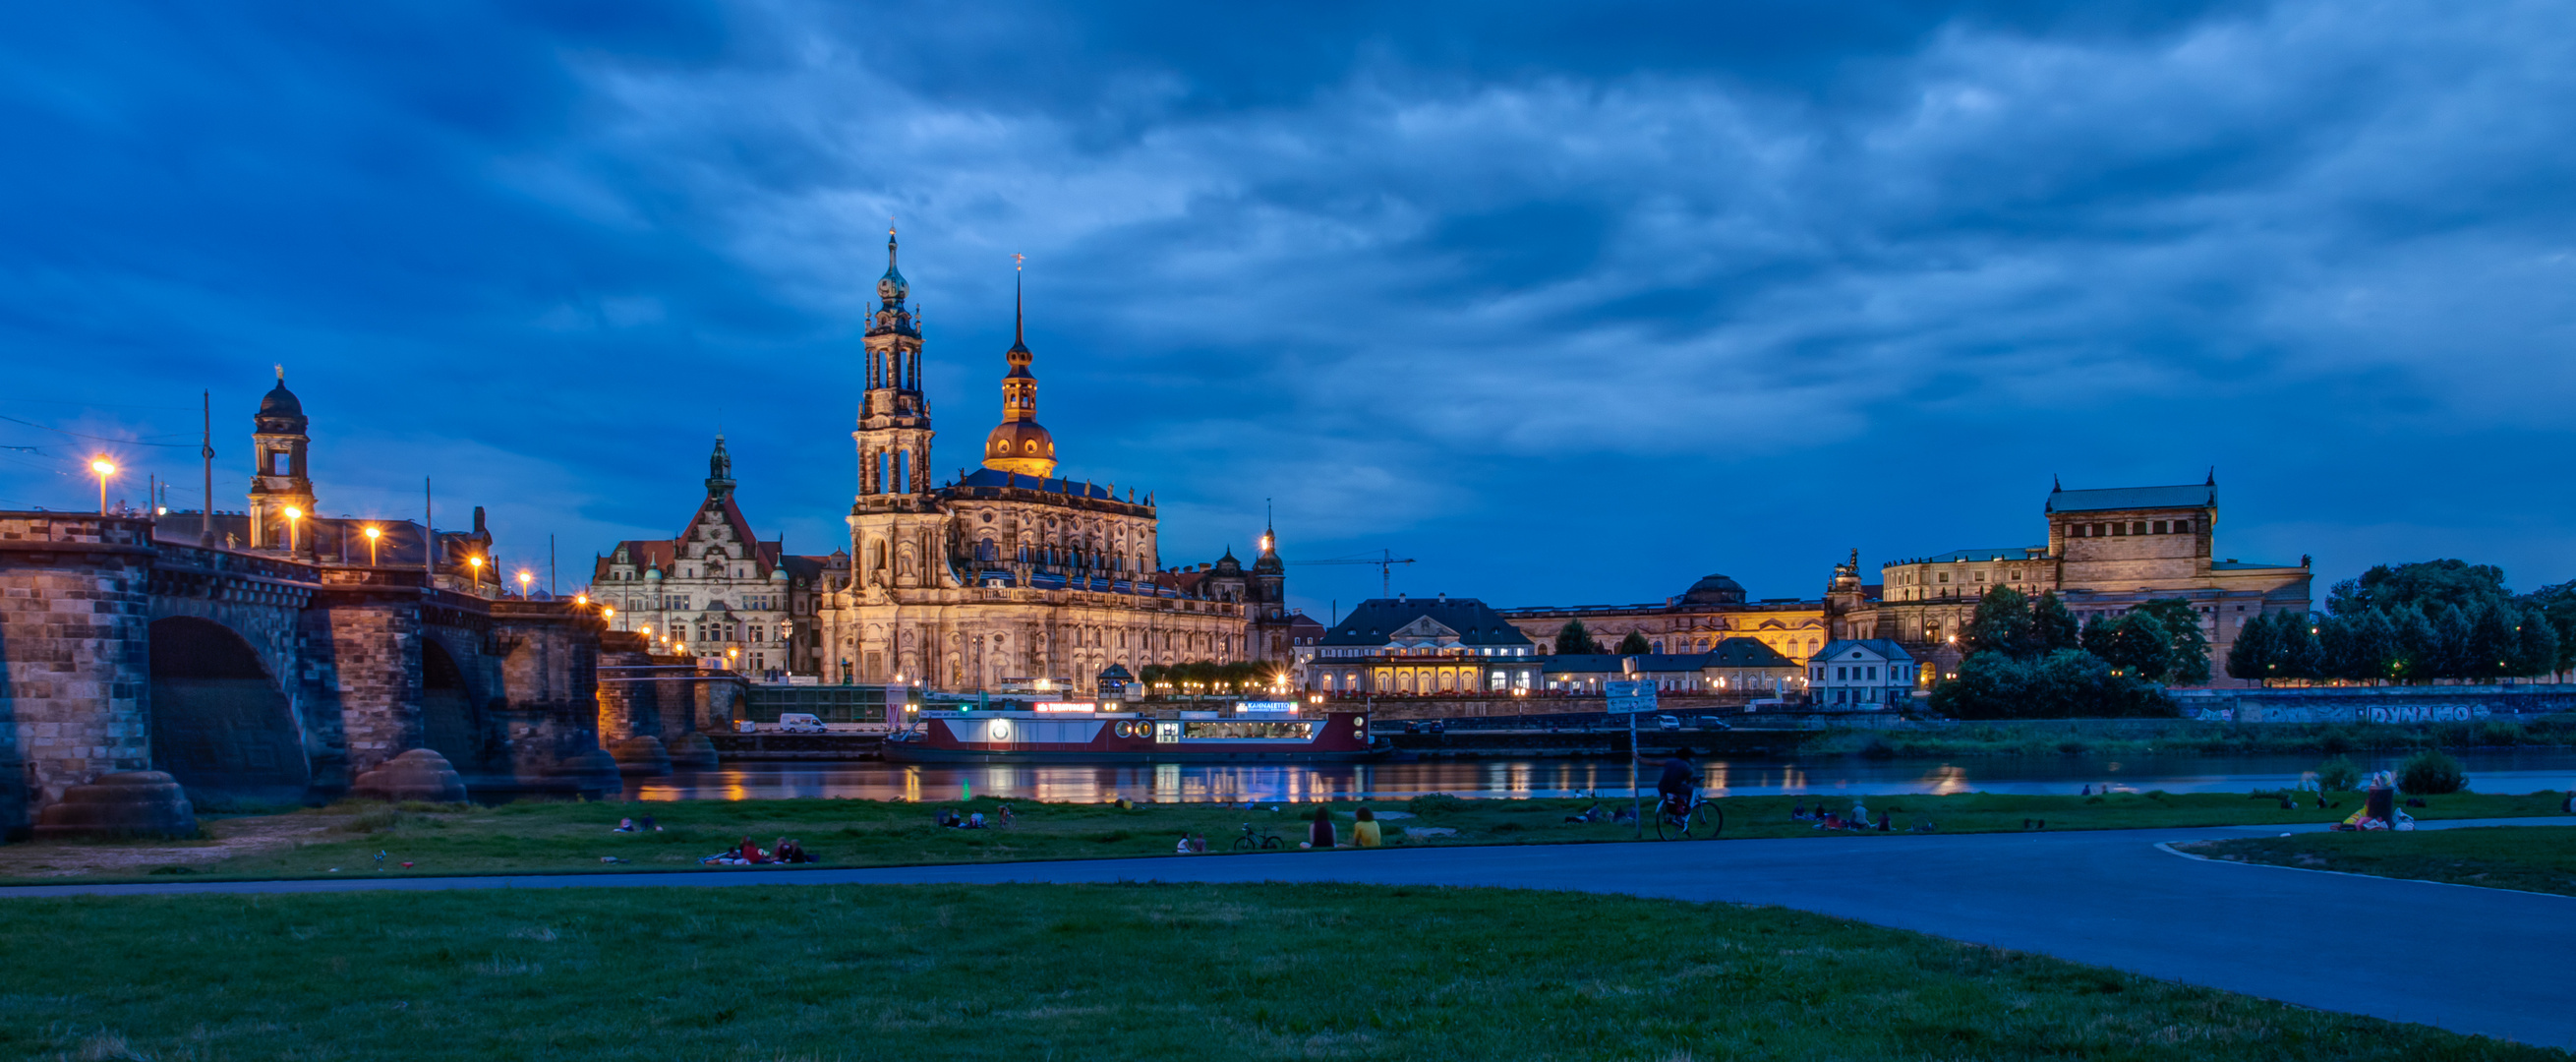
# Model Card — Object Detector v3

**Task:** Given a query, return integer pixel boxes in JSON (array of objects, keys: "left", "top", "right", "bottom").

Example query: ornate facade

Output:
[
  {"left": 586, "top": 437, "right": 823, "bottom": 678},
  {"left": 806, "top": 233, "right": 1263, "bottom": 691}
]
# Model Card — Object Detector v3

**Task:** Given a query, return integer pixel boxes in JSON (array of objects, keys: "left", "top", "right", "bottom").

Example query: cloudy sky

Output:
[{"left": 4, "top": 1, "right": 2573, "bottom": 617}]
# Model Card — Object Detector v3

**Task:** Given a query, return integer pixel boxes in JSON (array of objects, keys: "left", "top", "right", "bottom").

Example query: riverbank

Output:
[
  {"left": 1796, "top": 714, "right": 2576, "bottom": 759},
  {"left": 5, "top": 790, "right": 2568, "bottom": 886},
  {"left": 5, "top": 881, "right": 2563, "bottom": 1061},
  {"left": 2178, "top": 825, "right": 2576, "bottom": 898}
]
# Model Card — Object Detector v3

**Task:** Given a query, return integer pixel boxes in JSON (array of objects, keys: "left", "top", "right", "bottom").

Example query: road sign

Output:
[{"left": 1604, "top": 679, "right": 1659, "bottom": 714}]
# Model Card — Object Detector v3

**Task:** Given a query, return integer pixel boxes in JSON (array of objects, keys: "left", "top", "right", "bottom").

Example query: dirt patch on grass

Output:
[{"left": 0, "top": 811, "right": 356, "bottom": 880}]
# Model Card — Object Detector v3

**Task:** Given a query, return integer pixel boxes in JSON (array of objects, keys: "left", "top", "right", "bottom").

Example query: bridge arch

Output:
[
  {"left": 148, "top": 616, "right": 311, "bottom": 805},
  {"left": 419, "top": 637, "right": 486, "bottom": 772}
]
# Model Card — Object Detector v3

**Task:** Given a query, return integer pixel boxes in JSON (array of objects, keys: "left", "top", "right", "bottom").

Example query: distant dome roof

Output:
[
  {"left": 259, "top": 382, "right": 303, "bottom": 417},
  {"left": 1682, "top": 573, "right": 1746, "bottom": 605},
  {"left": 981, "top": 420, "right": 1057, "bottom": 478}
]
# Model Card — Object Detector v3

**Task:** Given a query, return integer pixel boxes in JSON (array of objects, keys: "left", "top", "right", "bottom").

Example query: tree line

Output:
[
  {"left": 1550, "top": 619, "right": 1651, "bottom": 656},
  {"left": 2225, "top": 560, "right": 2567, "bottom": 683},
  {"left": 1927, "top": 586, "right": 2198, "bottom": 719}
]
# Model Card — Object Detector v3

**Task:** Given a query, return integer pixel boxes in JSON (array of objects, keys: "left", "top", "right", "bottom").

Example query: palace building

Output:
[
  {"left": 587, "top": 436, "right": 826, "bottom": 678},
  {"left": 1862, "top": 476, "right": 2313, "bottom": 684},
  {"left": 1496, "top": 574, "right": 1831, "bottom": 665}
]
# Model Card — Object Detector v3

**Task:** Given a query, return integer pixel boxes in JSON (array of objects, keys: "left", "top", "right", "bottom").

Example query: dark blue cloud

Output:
[{"left": 4, "top": 0, "right": 2576, "bottom": 617}]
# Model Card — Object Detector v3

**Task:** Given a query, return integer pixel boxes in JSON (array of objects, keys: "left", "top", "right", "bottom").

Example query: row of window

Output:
[
  {"left": 2071, "top": 518, "right": 2194, "bottom": 538},
  {"left": 1813, "top": 663, "right": 1915, "bottom": 684}
]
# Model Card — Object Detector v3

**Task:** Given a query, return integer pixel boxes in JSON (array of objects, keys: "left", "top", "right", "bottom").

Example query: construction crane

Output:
[{"left": 1291, "top": 549, "right": 1418, "bottom": 598}]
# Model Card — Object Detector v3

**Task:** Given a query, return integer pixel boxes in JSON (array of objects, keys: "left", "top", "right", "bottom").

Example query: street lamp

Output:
[
  {"left": 468, "top": 555, "right": 484, "bottom": 592},
  {"left": 282, "top": 506, "right": 303, "bottom": 555},
  {"left": 517, "top": 569, "right": 533, "bottom": 598},
  {"left": 363, "top": 525, "right": 381, "bottom": 566},
  {"left": 89, "top": 458, "right": 116, "bottom": 515}
]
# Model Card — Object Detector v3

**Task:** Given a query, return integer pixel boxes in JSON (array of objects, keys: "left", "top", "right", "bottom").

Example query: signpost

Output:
[{"left": 1605, "top": 679, "right": 1660, "bottom": 836}]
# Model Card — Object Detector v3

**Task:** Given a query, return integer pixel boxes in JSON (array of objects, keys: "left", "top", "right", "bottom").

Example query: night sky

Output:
[{"left": 4, "top": 1, "right": 2573, "bottom": 620}]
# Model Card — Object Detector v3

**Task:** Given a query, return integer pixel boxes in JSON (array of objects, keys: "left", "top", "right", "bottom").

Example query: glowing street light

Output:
[
  {"left": 468, "top": 555, "right": 484, "bottom": 592},
  {"left": 282, "top": 505, "right": 303, "bottom": 555},
  {"left": 362, "top": 525, "right": 381, "bottom": 565},
  {"left": 516, "top": 569, "right": 533, "bottom": 598},
  {"left": 89, "top": 457, "right": 116, "bottom": 515}
]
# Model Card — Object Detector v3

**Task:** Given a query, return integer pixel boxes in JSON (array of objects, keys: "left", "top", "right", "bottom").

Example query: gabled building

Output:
[
  {"left": 1807, "top": 639, "right": 1918, "bottom": 709},
  {"left": 1538, "top": 638, "right": 1803, "bottom": 696},
  {"left": 586, "top": 436, "right": 827, "bottom": 678},
  {"left": 1312, "top": 595, "right": 1541, "bottom": 696},
  {"left": 1496, "top": 573, "right": 1832, "bottom": 666}
]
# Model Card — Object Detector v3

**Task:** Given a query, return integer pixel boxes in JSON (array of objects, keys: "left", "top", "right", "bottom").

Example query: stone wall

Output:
[{"left": 0, "top": 515, "right": 157, "bottom": 830}]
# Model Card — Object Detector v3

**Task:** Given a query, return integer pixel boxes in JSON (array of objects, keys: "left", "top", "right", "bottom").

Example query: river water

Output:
[{"left": 617, "top": 749, "right": 2576, "bottom": 804}]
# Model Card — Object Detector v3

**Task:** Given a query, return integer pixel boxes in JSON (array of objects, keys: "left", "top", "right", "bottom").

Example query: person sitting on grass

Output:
[
  {"left": 967, "top": 811, "right": 986, "bottom": 829},
  {"left": 1816, "top": 812, "right": 1844, "bottom": 831},
  {"left": 1189, "top": 833, "right": 1206, "bottom": 853},
  {"left": 936, "top": 809, "right": 959, "bottom": 828},
  {"left": 1351, "top": 807, "right": 1382, "bottom": 849},
  {"left": 775, "top": 838, "right": 811, "bottom": 863},
  {"left": 641, "top": 815, "right": 660, "bottom": 832},
  {"left": 1177, "top": 833, "right": 1195, "bottom": 855},
  {"left": 1304, "top": 805, "right": 1337, "bottom": 850},
  {"left": 1873, "top": 811, "right": 1893, "bottom": 832},
  {"left": 737, "top": 836, "right": 767, "bottom": 864},
  {"left": 614, "top": 817, "right": 636, "bottom": 833},
  {"left": 1791, "top": 799, "right": 1808, "bottom": 820}
]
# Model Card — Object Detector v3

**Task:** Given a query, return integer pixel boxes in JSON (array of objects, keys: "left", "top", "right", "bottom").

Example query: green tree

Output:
[
  {"left": 2515, "top": 607, "right": 2563, "bottom": 678},
  {"left": 2078, "top": 615, "right": 2118, "bottom": 661},
  {"left": 2225, "top": 610, "right": 2278, "bottom": 681},
  {"left": 1615, "top": 630, "right": 1653, "bottom": 655},
  {"left": 2390, "top": 605, "right": 2436, "bottom": 683},
  {"left": 2275, "top": 613, "right": 2321, "bottom": 680},
  {"left": 2467, "top": 603, "right": 2517, "bottom": 681},
  {"left": 2517, "top": 580, "right": 2576, "bottom": 675},
  {"left": 2114, "top": 612, "right": 2174, "bottom": 681},
  {"left": 2031, "top": 592, "right": 2081, "bottom": 653},
  {"left": 2346, "top": 609, "right": 2398, "bottom": 682},
  {"left": 2430, "top": 604, "right": 2474, "bottom": 680},
  {"left": 2326, "top": 560, "right": 2513, "bottom": 617},
  {"left": 1928, "top": 652, "right": 2032, "bottom": 720},
  {"left": 1553, "top": 620, "right": 1600, "bottom": 656},
  {"left": 1961, "top": 586, "right": 2036, "bottom": 658},
  {"left": 2128, "top": 599, "right": 2210, "bottom": 684}
]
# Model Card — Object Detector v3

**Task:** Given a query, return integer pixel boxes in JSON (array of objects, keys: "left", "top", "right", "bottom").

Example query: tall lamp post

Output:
[
  {"left": 89, "top": 458, "right": 116, "bottom": 515},
  {"left": 517, "top": 569, "right": 533, "bottom": 599},
  {"left": 282, "top": 506, "right": 303, "bottom": 556},
  {"left": 363, "top": 525, "right": 381, "bottom": 566},
  {"left": 468, "top": 555, "right": 484, "bottom": 593}
]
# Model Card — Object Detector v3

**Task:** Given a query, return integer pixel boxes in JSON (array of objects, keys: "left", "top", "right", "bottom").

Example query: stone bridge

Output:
[{"left": 0, "top": 511, "right": 722, "bottom": 836}]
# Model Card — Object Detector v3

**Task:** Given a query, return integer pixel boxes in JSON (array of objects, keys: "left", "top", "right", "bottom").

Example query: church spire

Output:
[
  {"left": 706, "top": 434, "right": 736, "bottom": 499},
  {"left": 980, "top": 254, "right": 1057, "bottom": 478}
]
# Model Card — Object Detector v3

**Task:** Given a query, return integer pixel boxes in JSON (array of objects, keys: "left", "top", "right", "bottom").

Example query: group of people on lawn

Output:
[{"left": 1177, "top": 805, "right": 1385, "bottom": 854}]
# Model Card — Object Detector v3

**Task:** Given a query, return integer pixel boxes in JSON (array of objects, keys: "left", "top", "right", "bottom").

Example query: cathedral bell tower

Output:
[
  {"left": 853, "top": 225, "right": 934, "bottom": 503},
  {"left": 246, "top": 366, "right": 316, "bottom": 555},
  {"left": 849, "top": 226, "right": 955, "bottom": 603}
]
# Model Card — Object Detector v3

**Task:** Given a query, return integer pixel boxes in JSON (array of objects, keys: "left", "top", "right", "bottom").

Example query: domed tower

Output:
[
  {"left": 1251, "top": 516, "right": 1286, "bottom": 620},
  {"left": 1681, "top": 573, "right": 1746, "bottom": 606},
  {"left": 981, "top": 264, "right": 1058, "bottom": 478},
  {"left": 852, "top": 225, "right": 933, "bottom": 501},
  {"left": 246, "top": 366, "right": 316, "bottom": 555}
]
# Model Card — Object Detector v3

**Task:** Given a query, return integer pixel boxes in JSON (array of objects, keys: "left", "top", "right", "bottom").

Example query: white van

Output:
[
  {"left": 1654, "top": 715, "right": 1682, "bottom": 732},
  {"left": 775, "top": 713, "right": 827, "bottom": 734}
]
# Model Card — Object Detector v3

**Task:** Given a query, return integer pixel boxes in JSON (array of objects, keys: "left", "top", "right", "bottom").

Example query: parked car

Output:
[
  {"left": 1695, "top": 717, "right": 1732, "bottom": 731},
  {"left": 775, "top": 712, "right": 828, "bottom": 734},
  {"left": 1654, "top": 715, "right": 1681, "bottom": 732},
  {"left": 1402, "top": 721, "right": 1422, "bottom": 735},
  {"left": 1426, "top": 720, "right": 1447, "bottom": 735}
]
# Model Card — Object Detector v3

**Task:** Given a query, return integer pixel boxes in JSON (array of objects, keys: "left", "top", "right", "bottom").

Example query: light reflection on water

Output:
[{"left": 619, "top": 749, "right": 2576, "bottom": 803}]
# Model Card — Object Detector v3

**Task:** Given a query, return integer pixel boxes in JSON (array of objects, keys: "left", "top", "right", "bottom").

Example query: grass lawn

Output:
[
  {"left": 4, "top": 790, "right": 2568, "bottom": 886},
  {"left": 2177, "top": 825, "right": 2576, "bottom": 898},
  {"left": 2, "top": 883, "right": 2563, "bottom": 1061}
]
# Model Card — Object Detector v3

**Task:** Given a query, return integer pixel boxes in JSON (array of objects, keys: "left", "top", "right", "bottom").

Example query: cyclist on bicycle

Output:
[{"left": 1635, "top": 749, "right": 1697, "bottom": 818}]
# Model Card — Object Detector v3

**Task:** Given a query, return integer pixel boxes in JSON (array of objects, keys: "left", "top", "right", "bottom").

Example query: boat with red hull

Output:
[{"left": 882, "top": 708, "right": 1386, "bottom": 763}]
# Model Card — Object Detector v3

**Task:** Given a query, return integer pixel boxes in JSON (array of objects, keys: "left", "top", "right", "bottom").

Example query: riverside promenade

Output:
[{"left": 7, "top": 818, "right": 2570, "bottom": 1048}]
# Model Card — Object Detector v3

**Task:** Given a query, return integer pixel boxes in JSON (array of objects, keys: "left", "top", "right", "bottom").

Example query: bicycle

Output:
[
  {"left": 1232, "top": 822, "right": 1285, "bottom": 852},
  {"left": 1654, "top": 790, "right": 1724, "bottom": 841}
]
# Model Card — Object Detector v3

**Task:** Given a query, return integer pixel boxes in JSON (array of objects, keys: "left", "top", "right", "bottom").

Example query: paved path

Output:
[{"left": 7, "top": 818, "right": 2572, "bottom": 1048}]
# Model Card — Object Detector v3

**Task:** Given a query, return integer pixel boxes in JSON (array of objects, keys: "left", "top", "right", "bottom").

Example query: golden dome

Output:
[{"left": 982, "top": 420, "right": 1056, "bottom": 478}]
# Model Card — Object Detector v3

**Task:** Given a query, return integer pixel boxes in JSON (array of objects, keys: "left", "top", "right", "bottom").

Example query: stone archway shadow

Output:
[{"left": 148, "top": 617, "right": 310, "bottom": 807}]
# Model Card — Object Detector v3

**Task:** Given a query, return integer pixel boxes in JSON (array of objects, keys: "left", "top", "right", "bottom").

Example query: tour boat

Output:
[{"left": 881, "top": 706, "right": 1386, "bottom": 763}]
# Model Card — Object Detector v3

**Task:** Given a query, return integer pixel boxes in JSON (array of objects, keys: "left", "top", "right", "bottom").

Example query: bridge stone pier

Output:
[{"left": 1, "top": 511, "right": 617, "bottom": 837}]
